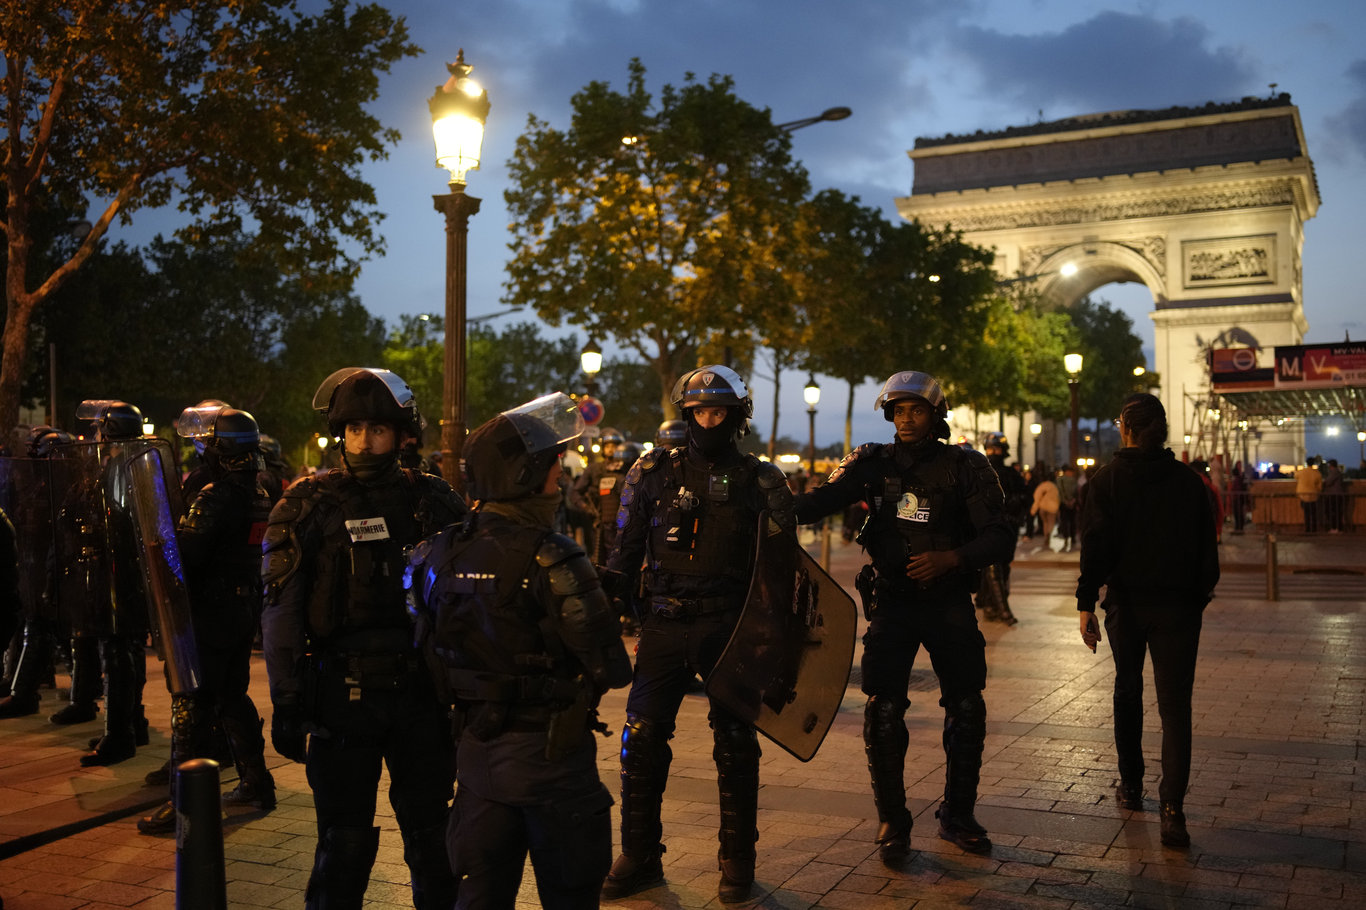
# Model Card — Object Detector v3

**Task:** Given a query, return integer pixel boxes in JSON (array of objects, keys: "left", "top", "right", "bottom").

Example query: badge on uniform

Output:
[
  {"left": 895, "top": 492, "right": 930, "bottom": 523},
  {"left": 345, "top": 516, "right": 391, "bottom": 542},
  {"left": 598, "top": 476, "right": 617, "bottom": 495}
]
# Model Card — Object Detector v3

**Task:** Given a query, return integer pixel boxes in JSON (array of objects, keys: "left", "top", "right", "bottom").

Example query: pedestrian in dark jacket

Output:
[{"left": 1076, "top": 393, "right": 1219, "bottom": 850}]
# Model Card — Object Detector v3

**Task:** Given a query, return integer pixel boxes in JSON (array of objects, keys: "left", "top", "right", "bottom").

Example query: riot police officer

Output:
[
  {"left": 571, "top": 428, "right": 642, "bottom": 566},
  {"left": 261, "top": 368, "right": 464, "bottom": 909},
  {"left": 140, "top": 406, "right": 279, "bottom": 833},
  {"left": 601, "top": 366, "right": 796, "bottom": 903},
  {"left": 81, "top": 401, "right": 154, "bottom": 766},
  {"left": 793, "top": 371, "right": 1013, "bottom": 862},
  {"left": 978, "top": 432, "right": 1024, "bottom": 626},
  {"left": 653, "top": 419, "right": 686, "bottom": 451},
  {"left": 408, "top": 394, "right": 632, "bottom": 909}
]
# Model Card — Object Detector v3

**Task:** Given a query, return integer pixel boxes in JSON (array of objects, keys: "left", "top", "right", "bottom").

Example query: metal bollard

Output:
[
  {"left": 1265, "top": 532, "right": 1279, "bottom": 602},
  {"left": 176, "top": 758, "right": 227, "bottom": 910}
]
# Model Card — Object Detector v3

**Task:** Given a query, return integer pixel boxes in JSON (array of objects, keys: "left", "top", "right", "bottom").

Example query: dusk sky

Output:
[{"left": 116, "top": 0, "right": 1366, "bottom": 462}]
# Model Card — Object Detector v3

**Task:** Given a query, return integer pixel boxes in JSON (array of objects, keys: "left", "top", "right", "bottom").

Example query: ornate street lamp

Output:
[
  {"left": 803, "top": 375, "right": 821, "bottom": 478},
  {"left": 580, "top": 339, "right": 603, "bottom": 399},
  {"left": 776, "top": 106, "right": 852, "bottom": 132},
  {"left": 1029, "top": 422, "right": 1042, "bottom": 467},
  {"left": 430, "top": 49, "right": 489, "bottom": 492},
  {"left": 1064, "top": 353, "right": 1083, "bottom": 467}
]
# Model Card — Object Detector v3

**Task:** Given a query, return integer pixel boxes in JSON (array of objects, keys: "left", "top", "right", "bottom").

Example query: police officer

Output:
[
  {"left": 793, "top": 371, "right": 1013, "bottom": 862},
  {"left": 408, "top": 394, "right": 633, "bottom": 909},
  {"left": 978, "top": 432, "right": 1024, "bottom": 626},
  {"left": 261, "top": 368, "right": 465, "bottom": 909},
  {"left": 653, "top": 419, "right": 686, "bottom": 451},
  {"left": 601, "top": 366, "right": 796, "bottom": 903},
  {"left": 569, "top": 427, "right": 625, "bottom": 563},
  {"left": 81, "top": 401, "right": 153, "bottom": 766},
  {"left": 140, "top": 406, "right": 279, "bottom": 833}
]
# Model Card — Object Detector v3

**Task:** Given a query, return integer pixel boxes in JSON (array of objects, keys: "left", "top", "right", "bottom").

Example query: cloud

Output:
[
  {"left": 947, "top": 11, "right": 1261, "bottom": 121},
  {"left": 1324, "top": 59, "right": 1366, "bottom": 161}
]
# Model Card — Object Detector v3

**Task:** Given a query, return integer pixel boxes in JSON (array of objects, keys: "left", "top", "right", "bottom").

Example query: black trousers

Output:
[{"left": 1103, "top": 601, "right": 1203, "bottom": 805}]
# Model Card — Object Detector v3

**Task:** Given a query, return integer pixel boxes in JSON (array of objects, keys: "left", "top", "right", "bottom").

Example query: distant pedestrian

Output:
[
  {"left": 1294, "top": 457, "right": 1323, "bottom": 533},
  {"left": 1030, "top": 474, "right": 1060, "bottom": 545},
  {"left": 1322, "top": 459, "right": 1345, "bottom": 533},
  {"left": 1076, "top": 393, "right": 1219, "bottom": 850}
]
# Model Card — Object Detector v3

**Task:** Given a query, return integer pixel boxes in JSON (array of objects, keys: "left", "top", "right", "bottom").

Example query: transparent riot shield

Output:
[
  {"left": 704, "top": 514, "right": 858, "bottom": 762},
  {"left": 121, "top": 440, "right": 199, "bottom": 695},
  {"left": 44, "top": 442, "right": 114, "bottom": 636}
]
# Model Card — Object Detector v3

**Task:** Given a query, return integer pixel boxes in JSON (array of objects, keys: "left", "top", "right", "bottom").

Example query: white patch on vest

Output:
[
  {"left": 598, "top": 476, "right": 618, "bottom": 495},
  {"left": 346, "top": 516, "right": 391, "bottom": 542},
  {"left": 895, "top": 492, "right": 929, "bottom": 523}
]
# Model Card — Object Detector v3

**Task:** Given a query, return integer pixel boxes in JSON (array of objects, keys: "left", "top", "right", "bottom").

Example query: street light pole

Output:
[
  {"left": 429, "top": 50, "right": 489, "bottom": 493},
  {"left": 803, "top": 376, "right": 821, "bottom": 478},
  {"left": 776, "top": 106, "right": 852, "bottom": 132},
  {"left": 1064, "top": 353, "right": 1083, "bottom": 467},
  {"left": 1030, "top": 422, "right": 1042, "bottom": 467}
]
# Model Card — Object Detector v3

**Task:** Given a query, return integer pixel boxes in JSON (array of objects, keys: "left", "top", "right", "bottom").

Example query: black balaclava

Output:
[{"left": 686, "top": 407, "right": 745, "bottom": 459}]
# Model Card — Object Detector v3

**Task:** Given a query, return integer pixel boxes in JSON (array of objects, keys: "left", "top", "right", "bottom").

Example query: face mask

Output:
[
  {"left": 344, "top": 450, "right": 399, "bottom": 482},
  {"left": 687, "top": 410, "right": 740, "bottom": 457}
]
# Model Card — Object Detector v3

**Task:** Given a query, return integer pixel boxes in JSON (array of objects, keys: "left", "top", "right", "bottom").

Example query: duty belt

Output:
[
  {"left": 445, "top": 668, "right": 581, "bottom": 704},
  {"left": 649, "top": 594, "right": 740, "bottom": 621},
  {"left": 338, "top": 652, "right": 421, "bottom": 690}
]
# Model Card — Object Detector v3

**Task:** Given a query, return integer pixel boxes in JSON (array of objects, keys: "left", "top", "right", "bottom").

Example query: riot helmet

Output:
[
  {"left": 654, "top": 419, "right": 687, "bottom": 449},
  {"left": 982, "top": 431, "right": 1009, "bottom": 457},
  {"left": 671, "top": 365, "right": 753, "bottom": 455},
  {"left": 598, "top": 426, "right": 625, "bottom": 457},
  {"left": 463, "top": 392, "right": 585, "bottom": 502},
  {"left": 177, "top": 405, "right": 262, "bottom": 473},
  {"left": 873, "top": 371, "right": 950, "bottom": 440},
  {"left": 608, "top": 441, "right": 643, "bottom": 473},
  {"left": 312, "top": 367, "right": 422, "bottom": 439},
  {"left": 25, "top": 425, "right": 75, "bottom": 458},
  {"left": 76, "top": 399, "right": 144, "bottom": 440}
]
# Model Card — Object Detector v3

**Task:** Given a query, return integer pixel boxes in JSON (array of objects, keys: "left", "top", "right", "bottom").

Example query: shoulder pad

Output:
[
  {"left": 634, "top": 447, "right": 669, "bottom": 473},
  {"left": 754, "top": 460, "right": 788, "bottom": 490},
  {"left": 962, "top": 448, "right": 992, "bottom": 470},
  {"left": 825, "top": 442, "right": 886, "bottom": 485},
  {"left": 535, "top": 531, "right": 586, "bottom": 568}
]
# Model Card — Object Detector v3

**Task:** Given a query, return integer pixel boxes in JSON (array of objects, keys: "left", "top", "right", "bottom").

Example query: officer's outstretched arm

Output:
[
  {"left": 756, "top": 462, "right": 797, "bottom": 533},
  {"left": 539, "top": 532, "right": 633, "bottom": 692}
]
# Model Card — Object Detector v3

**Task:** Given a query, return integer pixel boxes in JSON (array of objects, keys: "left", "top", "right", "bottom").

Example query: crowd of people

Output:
[{"left": 0, "top": 360, "right": 1349, "bottom": 909}]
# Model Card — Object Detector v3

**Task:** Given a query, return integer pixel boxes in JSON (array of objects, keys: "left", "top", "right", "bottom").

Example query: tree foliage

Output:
[
  {"left": 503, "top": 58, "right": 810, "bottom": 418},
  {"left": 35, "top": 233, "right": 385, "bottom": 456},
  {"left": 0, "top": 0, "right": 419, "bottom": 441},
  {"left": 1068, "top": 296, "right": 1151, "bottom": 420}
]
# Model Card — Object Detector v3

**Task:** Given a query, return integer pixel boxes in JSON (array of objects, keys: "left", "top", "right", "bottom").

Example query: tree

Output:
[
  {"left": 464, "top": 321, "right": 585, "bottom": 429},
  {"left": 1068, "top": 296, "right": 1150, "bottom": 421},
  {"left": 36, "top": 232, "right": 386, "bottom": 454},
  {"left": 503, "top": 59, "right": 810, "bottom": 418},
  {"left": 800, "top": 191, "right": 999, "bottom": 451},
  {"left": 1, "top": 0, "right": 419, "bottom": 441}
]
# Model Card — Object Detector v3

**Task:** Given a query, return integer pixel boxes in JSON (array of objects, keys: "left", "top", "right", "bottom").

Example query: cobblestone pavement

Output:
[{"left": 1, "top": 526, "right": 1363, "bottom": 908}]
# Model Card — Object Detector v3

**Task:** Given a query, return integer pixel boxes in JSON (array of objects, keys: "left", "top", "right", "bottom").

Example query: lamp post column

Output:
[{"left": 435, "top": 186, "right": 481, "bottom": 490}]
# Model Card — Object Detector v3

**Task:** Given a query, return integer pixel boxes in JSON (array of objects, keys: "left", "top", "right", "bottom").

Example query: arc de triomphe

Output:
[{"left": 897, "top": 95, "right": 1318, "bottom": 465}]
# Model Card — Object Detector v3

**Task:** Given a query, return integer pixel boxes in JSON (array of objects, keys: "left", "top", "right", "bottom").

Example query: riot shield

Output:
[
  {"left": 45, "top": 442, "right": 114, "bottom": 635},
  {"left": 121, "top": 440, "right": 199, "bottom": 695},
  {"left": 0, "top": 456, "right": 56, "bottom": 621},
  {"left": 705, "top": 514, "right": 857, "bottom": 762}
]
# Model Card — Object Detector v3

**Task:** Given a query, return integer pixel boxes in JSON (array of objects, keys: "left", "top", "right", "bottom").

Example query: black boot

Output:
[
  {"left": 864, "top": 697, "right": 913, "bottom": 865},
  {"left": 49, "top": 701, "right": 98, "bottom": 724},
  {"left": 137, "top": 800, "right": 177, "bottom": 835},
  {"left": 0, "top": 692, "right": 39, "bottom": 718},
  {"left": 602, "top": 716, "right": 669, "bottom": 900},
  {"left": 714, "top": 716, "right": 759, "bottom": 903},
  {"left": 83, "top": 638, "right": 138, "bottom": 766},
  {"left": 220, "top": 716, "right": 276, "bottom": 810},
  {"left": 938, "top": 694, "right": 991, "bottom": 854}
]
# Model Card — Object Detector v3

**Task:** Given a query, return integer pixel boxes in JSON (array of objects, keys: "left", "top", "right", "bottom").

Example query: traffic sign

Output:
[{"left": 578, "top": 396, "right": 604, "bottom": 426}]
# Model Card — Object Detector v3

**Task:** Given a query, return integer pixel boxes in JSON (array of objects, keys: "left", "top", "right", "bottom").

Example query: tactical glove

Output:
[{"left": 271, "top": 703, "right": 307, "bottom": 763}]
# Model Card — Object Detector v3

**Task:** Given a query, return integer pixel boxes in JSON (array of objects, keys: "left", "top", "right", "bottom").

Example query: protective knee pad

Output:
[
  {"left": 306, "top": 824, "right": 381, "bottom": 909},
  {"left": 864, "top": 696, "right": 910, "bottom": 751},
  {"left": 863, "top": 696, "right": 911, "bottom": 824},
  {"left": 943, "top": 692, "right": 986, "bottom": 750},
  {"left": 619, "top": 714, "right": 672, "bottom": 857},
  {"left": 711, "top": 716, "right": 760, "bottom": 861}
]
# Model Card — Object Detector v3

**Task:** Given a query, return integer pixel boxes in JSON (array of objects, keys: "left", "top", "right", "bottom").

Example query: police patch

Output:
[
  {"left": 895, "top": 493, "right": 929, "bottom": 523},
  {"left": 345, "top": 516, "right": 391, "bottom": 542}
]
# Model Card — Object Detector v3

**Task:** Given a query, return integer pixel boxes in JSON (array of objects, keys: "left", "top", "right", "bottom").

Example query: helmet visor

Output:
[
  {"left": 311, "top": 367, "right": 416, "bottom": 414},
  {"left": 175, "top": 405, "right": 224, "bottom": 439},
  {"left": 500, "top": 392, "right": 585, "bottom": 447}
]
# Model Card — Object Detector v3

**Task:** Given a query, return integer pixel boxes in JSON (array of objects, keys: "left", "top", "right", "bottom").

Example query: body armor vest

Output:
[
  {"left": 859, "top": 444, "right": 974, "bottom": 588},
  {"left": 182, "top": 471, "right": 272, "bottom": 628},
  {"left": 307, "top": 471, "right": 427, "bottom": 641},
  {"left": 417, "top": 517, "right": 581, "bottom": 736},
  {"left": 646, "top": 451, "right": 758, "bottom": 588}
]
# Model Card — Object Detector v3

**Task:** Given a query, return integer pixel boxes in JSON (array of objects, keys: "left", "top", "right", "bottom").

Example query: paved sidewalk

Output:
[{"left": 1, "top": 526, "right": 1363, "bottom": 908}]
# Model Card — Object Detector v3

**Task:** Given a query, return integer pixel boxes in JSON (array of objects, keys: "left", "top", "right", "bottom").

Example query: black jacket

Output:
[{"left": 1075, "top": 447, "right": 1219, "bottom": 612}]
